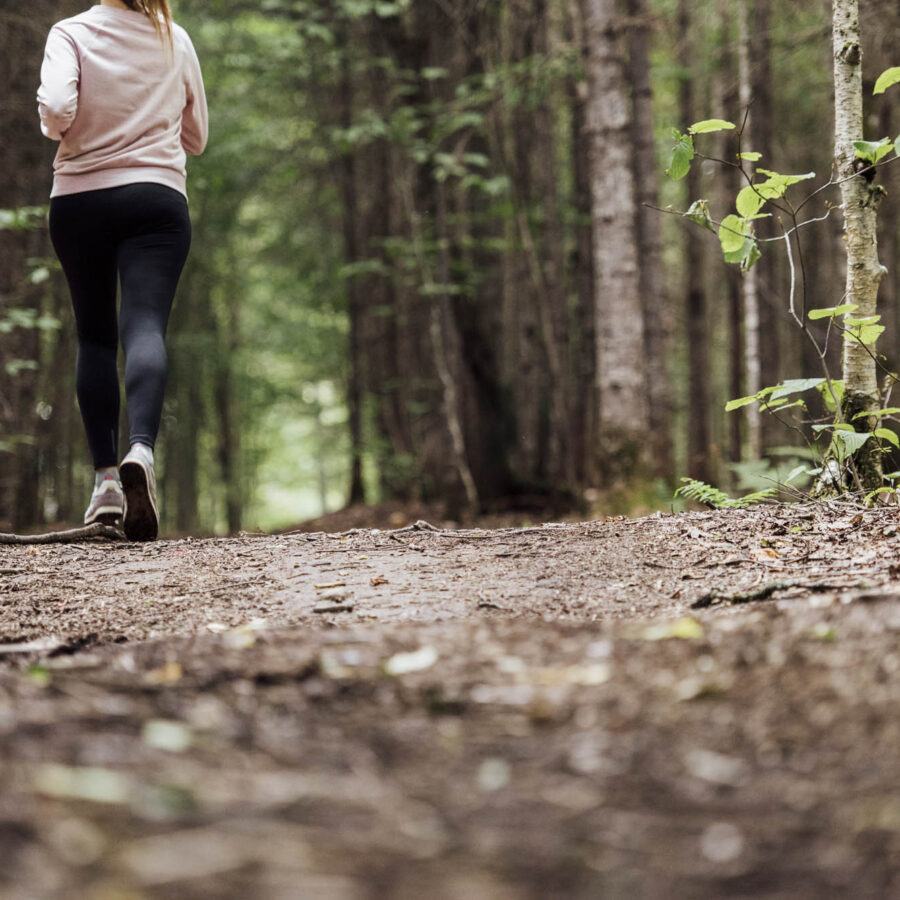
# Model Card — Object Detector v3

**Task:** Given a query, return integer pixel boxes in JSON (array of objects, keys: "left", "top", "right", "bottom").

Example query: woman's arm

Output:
[
  {"left": 181, "top": 36, "right": 208, "bottom": 156},
  {"left": 37, "top": 26, "right": 80, "bottom": 141}
]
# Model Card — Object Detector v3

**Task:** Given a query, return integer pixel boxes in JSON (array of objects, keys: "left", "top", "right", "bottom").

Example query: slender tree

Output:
[
  {"left": 627, "top": 0, "right": 672, "bottom": 482},
  {"left": 678, "top": 0, "right": 711, "bottom": 483},
  {"left": 584, "top": 0, "right": 648, "bottom": 481},
  {"left": 833, "top": 0, "right": 885, "bottom": 488},
  {"left": 737, "top": 0, "right": 762, "bottom": 461}
]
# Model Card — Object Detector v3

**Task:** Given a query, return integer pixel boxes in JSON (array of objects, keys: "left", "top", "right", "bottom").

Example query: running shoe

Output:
[
  {"left": 120, "top": 444, "right": 159, "bottom": 542},
  {"left": 84, "top": 476, "right": 124, "bottom": 526}
]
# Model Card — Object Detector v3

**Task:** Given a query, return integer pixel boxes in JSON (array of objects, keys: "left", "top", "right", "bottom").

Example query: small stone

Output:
[
  {"left": 684, "top": 748, "right": 747, "bottom": 786},
  {"left": 700, "top": 821, "right": 744, "bottom": 863},
  {"left": 313, "top": 589, "right": 354, "bottom": 613},
  {"left": 477, "top": 758, "right": 511, "bottom": 792}
]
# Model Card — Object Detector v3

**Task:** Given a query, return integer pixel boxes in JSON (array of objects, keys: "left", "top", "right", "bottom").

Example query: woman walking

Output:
[{"left": 38, "top": 0, "right": 207, "bottom": 541}]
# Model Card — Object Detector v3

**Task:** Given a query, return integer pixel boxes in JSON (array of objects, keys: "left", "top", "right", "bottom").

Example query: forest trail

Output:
[{"left": 3, "top": 504, "right": 900, "bottom": 898}]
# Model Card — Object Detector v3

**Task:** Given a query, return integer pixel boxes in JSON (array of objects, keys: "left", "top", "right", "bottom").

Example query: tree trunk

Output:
[
  {"left": 833, "top": 0, "right": 885, "bottom": 489},
  {"left": 678, "top": 0, "right": 710, "bottom": 483},
  {"left": 626, "top": 0, "right": 672, "bottom": 483},
  {"left": 339, "top": 46, "right": 366, "bottom": 506},
  {"left": 584, "top": 0, "right": 648, "bottom": 482},
  {"left": 738, "top": 0, "right": 762, "bottom": 461},
  {"left": 568, "top": 52, "right": 598, "bottom": 488}
]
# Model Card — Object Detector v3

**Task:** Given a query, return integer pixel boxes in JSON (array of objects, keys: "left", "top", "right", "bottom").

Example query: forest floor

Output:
[{"left": 2, "top": 502, "right": 900, "bottom": 898}]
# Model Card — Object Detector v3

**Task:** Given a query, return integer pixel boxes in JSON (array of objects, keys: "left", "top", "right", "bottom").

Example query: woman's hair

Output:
[{"left": 123, "top": 0, "right": 173, "bottom": 46}]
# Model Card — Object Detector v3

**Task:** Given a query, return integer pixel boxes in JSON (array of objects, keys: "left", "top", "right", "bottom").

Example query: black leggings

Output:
[{"left": 49, "top": 183, "right": 191, "bottom": 469}]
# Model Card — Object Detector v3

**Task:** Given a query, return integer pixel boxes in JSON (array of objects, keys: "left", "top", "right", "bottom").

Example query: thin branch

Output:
[{"left": 0, "top": 524, "right": 125, "bottom": 545}]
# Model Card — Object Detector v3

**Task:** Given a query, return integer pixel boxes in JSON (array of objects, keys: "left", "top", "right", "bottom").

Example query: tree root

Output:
[
  {"left": 0, "top": 523, "right": 126, "bottom": 545},
  {"left": 692, "top": 580, "right": 796, "bottom": 609}
]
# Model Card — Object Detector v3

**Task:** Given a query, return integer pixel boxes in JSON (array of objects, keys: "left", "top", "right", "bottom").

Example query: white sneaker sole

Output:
[
  {"left": 120, "top": 460, "right": 159, "bottom": 542},
  {"left": 84, "top": 505, "right": 123, "bottom": 525}
]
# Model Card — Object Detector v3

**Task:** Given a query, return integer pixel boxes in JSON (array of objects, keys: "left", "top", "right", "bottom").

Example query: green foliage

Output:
[
  {"left": 683, "top": 199, "right": 715, "bottom": 232},
  {"left": 0, "top": 308, "right": 61, "bottom": 335},
  {"left": 844, "top": 315, "right": 885, "bottom": 346},
  {"left": 674, "top": 477, "right": 777, "bottom": 509},
  {"left": 852, "top": 138, "right": 894, "bottom": 165},
  {"left": 724, "top": 378, "right": 823, "bottom": 413},
  {"left": 874, "top": 428, "right": 899, "bottom": 448},
  {"left": 0, "top": 207, "right": 47, "bottom": 231},
  {"left": 873, "top": 67, "right": 900, "bottom": 95},
  {"left": 808, "top": 304, "right": 858, "bottom": 320},
  {"left": 816, "top": 380, "right": 844, "bottom": 414},
  {"left": 666, "top": 130, "right": 694, "bottom": 180},
  {"left": 688, "top": 118, "right": 735, "bottom": 134},
  {"left": 718, "top": 214, "right": 748, "bottom": 254}
]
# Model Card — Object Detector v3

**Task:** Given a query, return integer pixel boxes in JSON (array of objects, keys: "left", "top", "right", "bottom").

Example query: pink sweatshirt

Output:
[{"left": 38, "top": 4, "right": 208, "bottom": 199}]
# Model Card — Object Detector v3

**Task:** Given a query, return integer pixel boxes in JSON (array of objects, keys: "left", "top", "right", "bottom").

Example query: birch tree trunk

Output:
[
  {"left": 626, "top": 0, "right": 672, "bottom": 482},
  {"left": 833, "top": 0, "right": 885, "bottom": 488},
  {"left": 585, "top": 0, "right": 648, "bottom": 481},
  {"left": 738, "top": 0, "right": 762, "bottom": 462}
]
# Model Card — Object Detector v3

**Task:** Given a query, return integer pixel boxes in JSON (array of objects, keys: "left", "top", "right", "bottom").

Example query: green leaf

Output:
[
  {"left": 725, "top": 385, "right": 776, "bottom": 412},
  {"left": 718, "top": 214, "right": 748, "bottom": 254},
  {"left": 688, "top": 119, "right": 735, "bottom": 134},
  {"left": 763, "top": 398, "right": 805, "bottom": 411},
  {"left": 639, "top": 617, "right": 705, "bottom": 641},
  {"left": 684, "top": 199, "right": 715, "bottom": 232},
  {"left": 875, "top": 428, "right": 900, "bottom": 448},
  {"left": 874, "top": 67, "right": 900, "bottom": 95},
  {"left": 725, "top": 394, "right": 760, "bottom": 412},
  {"left": 785, "top": 465, "right": 811, "bottom": 485},
  {"left": 769, "top": 378, "right": 825, "bottom": 400},
  {"left": 666, "top": 132, "right": 694, "bottom": 180},
  {"left": 831, "top": 429, "right": 871, "bottom": 461},
  {"left": 845, "top": 318, "right": 885, "bottom": 345},
  {"left": 736, "top": 185, "right": 766, "bottom": 218},
  {"left": 724, "top": 237, "right": 761, "bottom": 271},
  {"left": 853, "top": 407, "right": 900, "bottom": 420},
  {"left": 756, "top": 168, "right": 815, "bottom": 186},
  {"left": 808, "top": 304, "right": 858, "bottom": 320},
  {"left": 753, "top": 170, "right": 816, "bottom": 201},
  {"left": 739, "top": 151, "right": 762, "bottom": 161},
  {"left": 852, "top": 138, "right": 893, "bottom": 164}
]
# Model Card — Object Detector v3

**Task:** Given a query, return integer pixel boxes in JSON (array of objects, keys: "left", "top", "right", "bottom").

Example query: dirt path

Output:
[{"left": 2, "top": 503, "right": 900, "bottom": 898}]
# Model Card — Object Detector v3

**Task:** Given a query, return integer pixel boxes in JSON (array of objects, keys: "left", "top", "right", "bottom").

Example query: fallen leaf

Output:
[
  {"left": 384, "top": 646, "right": 438, "bottom": 675},
  {"left": 146, "top": 662, "right": 183, "bottom": 685},
  {"left": 638, "top": 617, "right": 705, "bottom": 641},
  {"left": 142, "top": 720, "right": 193, "bottom": 753},
  {"left": 33, "top": 765, "right": 131, "bottom": 804}
]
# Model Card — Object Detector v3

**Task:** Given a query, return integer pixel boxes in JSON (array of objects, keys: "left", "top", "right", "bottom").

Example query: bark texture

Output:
[
  {"left": 585, "top": 0, "right": 648, "bottom": 481},
  {"left": 833, "top": 0, "right": 885, "bottom": 487},
  {"left": 738, "top": 0, "right": 762, "bottom": 461},
  {"left": 627, "top": 0, "right": 672, "bottom": 482},
  {"left": 679, "top": 0, "right": 710, "bottom": 483}
]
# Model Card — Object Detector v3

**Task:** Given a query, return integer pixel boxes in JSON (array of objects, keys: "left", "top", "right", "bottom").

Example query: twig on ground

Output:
[{"left": 0, "top": 523, "right": 125, "bottom": 545}]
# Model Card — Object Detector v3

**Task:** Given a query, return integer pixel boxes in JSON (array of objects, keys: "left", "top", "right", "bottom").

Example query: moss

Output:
[{"left": 841, "top": 390, "right": 883, "bottom": 492}]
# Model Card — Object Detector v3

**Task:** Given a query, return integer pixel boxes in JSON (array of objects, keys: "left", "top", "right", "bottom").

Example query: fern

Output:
[{"left": 675, "top": 477, "right": 777, "bottom": 509}]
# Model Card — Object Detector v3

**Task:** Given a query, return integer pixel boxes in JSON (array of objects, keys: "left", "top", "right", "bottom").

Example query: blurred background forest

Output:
[{"left": 2, "top": 0, "right": 899, "bottom": 534}]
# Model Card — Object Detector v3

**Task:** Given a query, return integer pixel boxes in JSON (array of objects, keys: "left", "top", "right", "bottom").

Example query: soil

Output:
[{"left": 2, "top": 502, "right": 900, "bottom": 898}]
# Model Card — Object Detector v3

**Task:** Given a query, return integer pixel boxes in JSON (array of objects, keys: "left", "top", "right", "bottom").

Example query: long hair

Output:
[{"left": 123, "top": 0, "right": 173, "bottom": 46}]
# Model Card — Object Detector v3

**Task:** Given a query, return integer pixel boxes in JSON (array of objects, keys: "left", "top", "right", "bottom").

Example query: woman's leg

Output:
[
  {"left": 48, "top": 194, "right": 121, "bottom": 469},
  {"left": 116, "top": 185, "right": 192, "bottom": 450}
]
